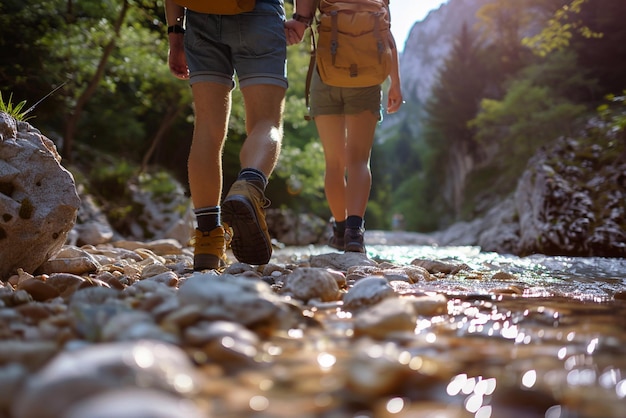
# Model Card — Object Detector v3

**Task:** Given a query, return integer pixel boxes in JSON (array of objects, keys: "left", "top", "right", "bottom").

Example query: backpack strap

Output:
[
  {"left": 304, "top": 27, "right": 317, "bottom": 120},
  {"left": 330, "top": 11, "right": 338, "bottom": 65},
  {"left": 373, "top": 10, "right": 383, "bottom": 64},
  {"left": 304, "top": 0, "right": 322, "bottom": 121}
]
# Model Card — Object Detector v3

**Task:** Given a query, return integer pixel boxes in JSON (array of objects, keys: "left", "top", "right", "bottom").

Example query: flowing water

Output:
[{"left": 245, "top": 242, "right": 626, "bottom": 418}]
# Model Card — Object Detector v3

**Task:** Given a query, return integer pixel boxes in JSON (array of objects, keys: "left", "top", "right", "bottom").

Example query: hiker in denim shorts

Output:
[
  {"left": 286, "top": 0, "right": 404, "bottom": 253},
  {"left": 165, "top": 0, "right": 288, "bottom": 269}
]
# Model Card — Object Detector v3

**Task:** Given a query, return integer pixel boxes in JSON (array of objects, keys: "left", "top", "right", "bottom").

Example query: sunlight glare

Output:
[
  {"left": 386, "top": 397, "right": 405, "bottom": 414},
  {"left": 317, "top": 352, "right": 337, "bottom": 370},
  {"left": 522, "top": 370, "right": 537, "bottom": 388},
  {"left": 249, "top": 395, "right": 269, "bottom": 411}
]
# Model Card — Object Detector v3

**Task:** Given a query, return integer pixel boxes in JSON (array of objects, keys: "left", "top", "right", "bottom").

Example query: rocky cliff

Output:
[{"left": 398, "top": 0, "right": 490, "bottom": 105}]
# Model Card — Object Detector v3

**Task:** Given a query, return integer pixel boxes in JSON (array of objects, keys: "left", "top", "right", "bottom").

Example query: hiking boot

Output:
[
  {"left": 328, "top": 225, "right": 345, "bottom": 250},
  {"left": 191, "top": 225, "right": 230, "bottom": 270},
  {"left": 344, "top": 227, "right": 366, "bottom": 253},
  {"left": 222, "top": 180, "right": 272, "bottom": 265}
]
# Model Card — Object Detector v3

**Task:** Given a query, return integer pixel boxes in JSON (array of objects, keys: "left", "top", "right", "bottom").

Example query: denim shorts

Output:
[
  {"left": 309, "top": 68, "right": 382, "bottom": 118},
  {"left": 184, "top": 2, "right": 288, "bottom": 90}
]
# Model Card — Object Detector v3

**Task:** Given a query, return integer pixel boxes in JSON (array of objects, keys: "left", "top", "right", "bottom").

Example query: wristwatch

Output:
[
  {"left": 167, "top": 24, "right": 185, "bottom": 34},
  {"left": 292, "top": 13, "right": 313, "bottom": 26}
]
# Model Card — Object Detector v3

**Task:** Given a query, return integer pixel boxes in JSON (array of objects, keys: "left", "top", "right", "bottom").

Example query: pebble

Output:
[{"left": 1, "top": 240, "right": 625, "bottom": 418}]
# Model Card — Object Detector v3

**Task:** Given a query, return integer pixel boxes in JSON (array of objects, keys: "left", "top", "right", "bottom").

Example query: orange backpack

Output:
[
  {"left": 314, "top": 0, "right": 393, "bottom": 87},
  {"left": 174, "top": 0, "right": 255, "bottom": 15}
]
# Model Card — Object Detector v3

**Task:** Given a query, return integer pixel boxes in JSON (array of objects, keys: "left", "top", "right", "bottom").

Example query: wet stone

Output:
[{"left": 1, "top": 235, "right": 625, "bottom": 418}]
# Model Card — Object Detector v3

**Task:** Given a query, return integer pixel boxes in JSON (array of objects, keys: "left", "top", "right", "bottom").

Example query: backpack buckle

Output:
[{"left": 350, "top": 64, "right": 358, "bottom": 78}]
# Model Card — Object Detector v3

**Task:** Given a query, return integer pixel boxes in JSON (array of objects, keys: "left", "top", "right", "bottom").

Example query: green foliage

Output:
[
  {"left": 0, "top": 91, "right": 33, "bottom": 121},
  {"left": 475, "top": 0, "right": 534, "bottom": 76},
  {"left": 391, "top": 171, "right": 447, "bottom": 232},
  {"left": 522, "top": 0, "right": 601, "bottom": 57},
  {"left": 137, "top": 171, "right": 179, "bottom": 198},
  {"left": 3, "top": 0, "right": 623, "bottom": 238},
  {"left": 411, "top": 23, "right": 489, "bottom": 223},
  {"left": 82, "top": 152, "right": 189, "bottom": 235},
  {"left": 469, "top": 80, "right": 586, "bottom": 202},
  {"left": 469, "top": 50, "right": 589, "bottom": 187},
  {"left": 570, "top": 0, "right": 626, "bottom": 98},
  {"left": 597, "top": 92, "right": 626, "bottom": 138},
  {"left": 274, "top": 141, "right": 326, "bottom": 208},
  {"left": 89, "top": 159, "right": 137, "bottom": 202},
  {"left": 269, "top": 12, "right": 328, "bottom": 213},
  {"left": 1, "top": 0, "right": 191, "bottom": 162}
]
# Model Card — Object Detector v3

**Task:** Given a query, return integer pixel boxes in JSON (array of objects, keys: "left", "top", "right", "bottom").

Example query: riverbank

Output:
[{"left": 2, "top": 237, "right": 625, "bottom": 417}]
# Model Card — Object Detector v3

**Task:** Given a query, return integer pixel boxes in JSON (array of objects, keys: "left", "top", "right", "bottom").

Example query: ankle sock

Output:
[
  {"left": 195, "top": 206, "right": 220, "bottom": 232},
  {"left": 238, "top": 168, "right": 268, "bottom": 191},
  {"left": 346, "top": 215, "right": 364, "bottom": 229}
]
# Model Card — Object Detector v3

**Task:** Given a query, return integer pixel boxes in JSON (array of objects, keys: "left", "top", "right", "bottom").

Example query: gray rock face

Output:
[
  {"left": 514, "top": 135, "right": 626, "bottom": 257},
  {"left": 0, "top": 113, "right": 80, "bottom": 279},
  {"left": 400, "top": 0, "right": 489, "bottom": 105},
  {"left": 432, "top": 131, "right": 626, "bottom": 257}
]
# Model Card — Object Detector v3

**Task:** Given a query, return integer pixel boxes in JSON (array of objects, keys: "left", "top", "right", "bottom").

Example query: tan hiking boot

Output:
[
  {"left": 191, "top": 225, "right": 230, "bottom": 270},
  {"left": 222, "top": 180, "right": 272, "bottom": 265}
]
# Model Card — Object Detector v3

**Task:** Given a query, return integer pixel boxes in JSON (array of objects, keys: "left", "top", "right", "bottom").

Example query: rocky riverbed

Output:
[{"left": 1, "top": 231, "right": 626, "bottom": 418}]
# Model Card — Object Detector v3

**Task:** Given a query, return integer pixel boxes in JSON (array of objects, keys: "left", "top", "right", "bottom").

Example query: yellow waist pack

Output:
[{"left": 175, "top": 0, "right": 256, "bottom": 15}]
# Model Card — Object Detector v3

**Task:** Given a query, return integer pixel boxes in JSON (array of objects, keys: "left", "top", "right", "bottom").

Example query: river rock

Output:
[
  {"left": 353, "top": 297, "right": 418, "bottom": 339},
  {"left": 281, "top": 267, "right": 342, "bottom": 303},
  {"left": 177, "top": 273, "right": 298, "bottom": 335},
  {"left": 11, "top": 340, "right": 202, "bottom": 418},
  {"left": 343, "top": 276, "right": 395, "bottom": 312},
  {"left": 0, "top": 113, "right": 80, "bottom": 280},
  {"left": 64, "top": 388, "right": 206, "bottom": 418}
]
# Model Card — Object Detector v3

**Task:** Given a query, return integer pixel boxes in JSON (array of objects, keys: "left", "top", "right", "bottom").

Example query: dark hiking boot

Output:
[
  {"left": 344, "top": 227, "right": 366, "bottom": 253},
  {"left": 328, "top": 224, "right": 345, "bottom": 250}
]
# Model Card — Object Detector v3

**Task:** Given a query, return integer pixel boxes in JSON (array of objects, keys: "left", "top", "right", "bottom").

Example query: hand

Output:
[
  {"left": 386, "top": 82, "right": 403, "bottom": 114},
  {"left": 284, "top": 19, "right": 308, "bottom": 45},
  {"left": 167, "top": 35, "right": 189, "bottom": 80}
]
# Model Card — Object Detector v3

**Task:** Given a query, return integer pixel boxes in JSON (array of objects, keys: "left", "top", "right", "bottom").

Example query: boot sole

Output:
[
  {"left": 222, "top": 195, "right": 272, "bottom": 265},
  {"left": 194, "top": 253, "right": 225, "bottom": 270},
  {"left": 345, "top": 243, "right": 366, "bottom": 253}
]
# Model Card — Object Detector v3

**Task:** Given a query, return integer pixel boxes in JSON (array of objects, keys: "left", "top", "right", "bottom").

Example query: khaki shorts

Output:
[{"left": 308, "top": 68, "right": 382, "bottom": 119}]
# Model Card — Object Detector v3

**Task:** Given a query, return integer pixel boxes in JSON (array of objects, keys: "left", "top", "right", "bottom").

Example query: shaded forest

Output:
[{"left": 1, "top": 0, "right": 625, "bottom": 233}]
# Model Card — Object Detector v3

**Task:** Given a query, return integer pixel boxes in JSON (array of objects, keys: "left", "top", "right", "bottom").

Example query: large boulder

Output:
[
  {"left": 0, "top": 112, "right": 80, "bottom": 279},
  {"left": 433, "top": 130, "right": 626, "bottom": 258},
  {"left": 515, "top": 135, "right": 626, "bottom": 257}
]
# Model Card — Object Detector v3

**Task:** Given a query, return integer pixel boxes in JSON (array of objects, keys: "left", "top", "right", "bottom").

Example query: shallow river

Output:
[{"left": 245, "top": 242, "right": 626, "bottom": 418}]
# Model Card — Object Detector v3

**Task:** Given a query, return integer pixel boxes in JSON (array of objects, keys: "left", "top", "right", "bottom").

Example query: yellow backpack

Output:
[
  {"left": 315, "top": 0, "right": 393, "bottom": 87},
  {"left": 174, "top": 0, "right": 255, "bottom": 15}
]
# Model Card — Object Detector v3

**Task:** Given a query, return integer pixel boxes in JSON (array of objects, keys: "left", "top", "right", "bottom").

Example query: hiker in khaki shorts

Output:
[
  {"left": 165, "top": 0, "right": 289, "bottom": 269},
  {"left": 286, "top": 0, "right": 403, "bottom": 253}
]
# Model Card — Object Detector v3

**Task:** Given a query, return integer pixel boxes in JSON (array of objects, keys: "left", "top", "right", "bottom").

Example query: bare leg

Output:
[
  {"left": 239, "top": 84, "right": 286, "bottom": 177},
  {"left": 315, "top": 114, "right": 347, "bottom": 222},
  {"left": 221, "top": 83, "right": 286, "bottom": 265},
  {"left": 345, "top": 111, "right": 378, "bottom": 218},
  {"left": 188, "top": 82, "right": 232, "bottom": 208},
  {"left": 315, "top": 111, "right": 378, "bottom": 221}
]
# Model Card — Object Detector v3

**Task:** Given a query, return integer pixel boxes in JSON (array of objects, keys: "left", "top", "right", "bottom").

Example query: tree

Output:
[
  {"left": 469, "top": 50, "right": 589, "bottom": 193},
  {"left": 61, "top": 0, "right": 130, "bottom": 161},
  {"left": 522, "top": 0, "right": 600, "bottom": 57},
  {"left": 421, "top": 22, "right": 489, "bottom": 220},
  {"left": 475, "top": 0, "right": 533, "bottom": 77},
  {"left": 571, "top": 0, "right": 626, "bottom": 98}
]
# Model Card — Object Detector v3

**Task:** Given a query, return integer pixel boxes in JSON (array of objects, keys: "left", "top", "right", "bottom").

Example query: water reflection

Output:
[{"left": 246, "top": 244, "right": 626, "bottom": 418}]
